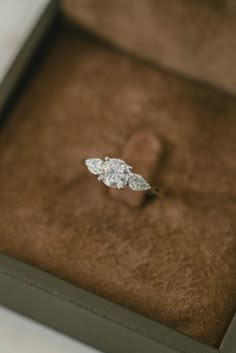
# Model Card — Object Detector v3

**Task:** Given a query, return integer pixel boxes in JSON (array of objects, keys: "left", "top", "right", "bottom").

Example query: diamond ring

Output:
[{"left": 84, "top": 157, "right": 160, "bottom": 193}]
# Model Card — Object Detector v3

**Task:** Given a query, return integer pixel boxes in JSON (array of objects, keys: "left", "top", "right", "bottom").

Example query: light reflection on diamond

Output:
[
  {"left": 102, "top": 158, "right": 130, "bottom": 189},
  {"left": 128, "top": 173, "right": 151, "bottom": 190},
  {"left": 85, "top": 158, "right": 104, "bottom": 175},
  {"left": 85, "top": 157, "right": 150, "bottom": 191}
]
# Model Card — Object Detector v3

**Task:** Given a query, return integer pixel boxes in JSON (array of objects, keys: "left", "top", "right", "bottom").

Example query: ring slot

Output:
[{"left": 109, "top": 131, "right": 162, "bottom": 207}]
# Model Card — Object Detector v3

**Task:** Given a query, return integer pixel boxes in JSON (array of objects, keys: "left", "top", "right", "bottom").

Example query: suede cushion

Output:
[
  {"left": 62, "top": 0, "right": 236, "bottom": 95},
  {"left": 0, "top": 26, "right": 236, "bottom": 347}
]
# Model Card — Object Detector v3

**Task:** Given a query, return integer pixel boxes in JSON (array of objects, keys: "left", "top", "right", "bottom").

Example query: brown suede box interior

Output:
[{"left": 0, "top": 25, "right": 236, "bottom": 347}]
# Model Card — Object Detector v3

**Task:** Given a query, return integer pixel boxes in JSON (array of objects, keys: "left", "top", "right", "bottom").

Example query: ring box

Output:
[
  {"left": 0, "top": 0, "right": 57, "bottom": 114},
  {"left": 0, "top": 2, "right": 235, "bottom": 353}
]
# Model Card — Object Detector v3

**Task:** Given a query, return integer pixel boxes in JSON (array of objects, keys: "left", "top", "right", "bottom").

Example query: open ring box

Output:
[{"left": 0, "top": 1, "right": 235, "bottom": 352}]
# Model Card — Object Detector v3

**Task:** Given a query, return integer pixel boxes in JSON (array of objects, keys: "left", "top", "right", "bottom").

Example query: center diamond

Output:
[{"left": 100, "top": 158, "right": 131, "bottom": 189}]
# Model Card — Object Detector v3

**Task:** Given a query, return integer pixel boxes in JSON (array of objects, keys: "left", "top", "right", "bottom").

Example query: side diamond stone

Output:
[
  {"left": 85, "top": 158, "right": 104, "bottom": 175},
  {"left": 128, "top": 173, "right": 151, "bottom": 191}
]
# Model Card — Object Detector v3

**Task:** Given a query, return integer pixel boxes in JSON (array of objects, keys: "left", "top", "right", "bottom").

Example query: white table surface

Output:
[
  {"left": 0, "top": 305, "right": 101, "bottom": 353},
  {"left": 0, "top": 0, "right": 52, "bottom": 84},
  {"left": 0, "top": 2, "right": 99, "bottom": 351}
]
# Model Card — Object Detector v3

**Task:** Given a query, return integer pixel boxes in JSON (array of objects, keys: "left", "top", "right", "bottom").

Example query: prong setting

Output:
[{"left": 84, "top": 157, "right": 151, "bottom": 191}]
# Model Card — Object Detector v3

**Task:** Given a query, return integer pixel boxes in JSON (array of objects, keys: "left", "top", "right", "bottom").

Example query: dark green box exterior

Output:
[
  {"left": 0, "top": 0, "right": 58, "bottom": 114},
  {"left": 0, "top": 253, "right": 235, "bottom": 353}
]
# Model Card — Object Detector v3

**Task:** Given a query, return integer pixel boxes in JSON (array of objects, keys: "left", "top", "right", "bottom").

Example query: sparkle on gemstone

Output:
[
  {"left": 101, "top": 157, "right": 131, "bottom": 189},
  {"left": 85, "top": 158, "right": 104, "bottom": 175},
  {"left": 85, "top": 156, "right": 151, "bottom": 191},
  {"left": 128, "top": 173, "right": 151, "bottom": 191}
]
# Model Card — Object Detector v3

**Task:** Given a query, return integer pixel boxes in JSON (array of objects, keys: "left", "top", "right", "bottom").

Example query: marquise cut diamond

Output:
[
  {"left": 85, "top": 158, "right": 104, "bottom": 175},
  {"left": 128, "top": 173, "right": 151, "bottom": 191}
]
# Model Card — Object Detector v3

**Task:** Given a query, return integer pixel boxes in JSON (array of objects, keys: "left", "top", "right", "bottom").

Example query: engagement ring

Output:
[{"left": 84, "top": 157, "right": 160, "bottom": 194}]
